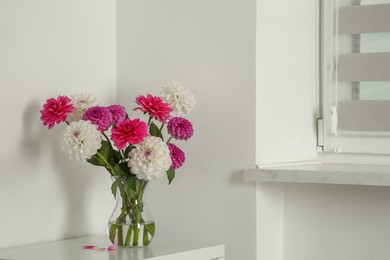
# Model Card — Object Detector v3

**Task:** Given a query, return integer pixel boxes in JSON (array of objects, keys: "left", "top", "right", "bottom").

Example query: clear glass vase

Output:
[{"left": 107, "top": 178, "right": 155, "bottom": 247}]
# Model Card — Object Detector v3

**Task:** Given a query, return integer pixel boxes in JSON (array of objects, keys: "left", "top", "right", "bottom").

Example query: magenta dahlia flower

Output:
[
  {"left": 82, "top": 106, "right": 113, "bottom": 132},
  {"left": 107, "top": 104, "right": 126, "bottom": 125},
  {"left": 168, "top": 143, "right": 186, "bottom": 169},
  {"left": 40, "top": 95, "right": 75, "bottom": 129},
  {"left": 134, "top": 94, "right": 173, "bottom": 123},
  {"left": 111, "top": 119, "right": 149, "bottom": 150},
  {"left": 167, "top": 117, "right": 194, "bottom": 141}
]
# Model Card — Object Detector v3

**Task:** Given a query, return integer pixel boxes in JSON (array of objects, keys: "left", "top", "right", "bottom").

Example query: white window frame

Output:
[{"left": 320, "top": 0, "right": 390, "bottom": 155}]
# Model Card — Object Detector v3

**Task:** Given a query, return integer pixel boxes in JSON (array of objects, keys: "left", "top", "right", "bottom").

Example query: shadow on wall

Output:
[{"left": 16, "top": 99, "right": 96, "bottom": 238}]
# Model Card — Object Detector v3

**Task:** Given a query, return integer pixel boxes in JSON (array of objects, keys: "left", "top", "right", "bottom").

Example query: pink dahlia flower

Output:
[
  {"left": 168, "top": 143, "right": 186, "bottom": 169},
  {"left": 107, "top": 104, "right": 126, "bottom": 125},
  {"left": 40, "top": 95, "right": 75, "bottom": 129},
  {"left": 167, "top": 117, "right": 194, "bottom": 141},
  {"left": 111, "top": 119, "right": 149, "bottom": 150},
  {"left": 134, "top": 94, "right": 173, "bottom": 123},
  {"left": 82, "top": 106, "right": 113, "bottom": 132}
]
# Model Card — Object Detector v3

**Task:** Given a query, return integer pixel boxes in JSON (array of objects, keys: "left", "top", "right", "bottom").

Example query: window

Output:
[{"left": 321, "top": 0, "right": 390, "bottom": 155}]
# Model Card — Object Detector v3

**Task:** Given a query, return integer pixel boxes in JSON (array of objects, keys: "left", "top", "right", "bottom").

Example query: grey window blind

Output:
[
  {"left": 338, "top": 100, "right": 390, "bottom": 131},
  {"left": 338, "top": 52, "right": 390, "bottom": 81},
  {"left": 336, "top": 3, "right": 390, "bottom": 131},
  {"left": 339, "top": 4, "right": 390, "bottom": 34}
]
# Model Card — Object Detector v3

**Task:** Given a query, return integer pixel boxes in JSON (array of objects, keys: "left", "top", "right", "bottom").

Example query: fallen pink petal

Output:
[
  {"left": 82, "top": 245, "right": 107, "bottom": 251},
  {"left": 107, "top": 245, "right": 117, "bottom": 251},
  {"left": 82, "top": 245, "right": 97, "bottom": 249}
]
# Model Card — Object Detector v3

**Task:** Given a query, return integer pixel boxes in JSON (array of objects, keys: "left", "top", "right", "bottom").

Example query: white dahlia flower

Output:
[
  {"left": 128, "top": 136, "right": 172, "bottom": 181},
  {"left": 161, "top": 81, "right": 196, "bottom": 116},
  {"left": 62, "top": 120, "right": 102, "bottom": 161},
  {"left": 67, "top": 93, "right": 98, "bottom": 122}
]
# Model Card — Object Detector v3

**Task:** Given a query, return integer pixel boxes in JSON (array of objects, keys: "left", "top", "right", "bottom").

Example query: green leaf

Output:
[
  {"left": 112, "top": 149, "right": 122, "bottom": 164},
  {"left": 124, "top": 175, "right": 137, "bottom": 192},
  {"left": 113, "top": 162, "right": 131, "bottom": 176},
  {"left": 100, "top": 140, "right": 111, "bottom": 159},
  {"left": 124, "top": 145, "right": 132, "bottom": 158},
  {"left": 112, "top": 163, "right": 136, "bottom": 193},
  {"left": 87, "top": 140, "right": 112, "bottom": 167},
  {"left": 149, "top": 122, "right": 163, "bottom": 139},
  {"left": 167, "top": 167, "right": 175, "bottom": 184},
  {"left": 111, "top": 177, "right": 122, "bottom": 198},
  {"left": 87, "top": 154, "right": 102, "bottom": 166}
]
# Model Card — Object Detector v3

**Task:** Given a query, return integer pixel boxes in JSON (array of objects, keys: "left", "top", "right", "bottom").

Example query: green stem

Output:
[
  {"left": 109, "top": 224, "right": 118, "bottom": 244},
  {"left": 125, "top": 225, "right": 133, "bottom": 246},
  {"left": 166, "top": 136, "right": 173, "bottom": 144},
  {"left": 133, "top": 225, "right": 140, "bottom": 246},
  {"left": 111, "top": 198, "right": 128, "bottom": 246},
  {"left": 125, "top": 208, "right": 134, "bottom": 246},
  {"left": 132, "top": 203, "right": 142, "bottom": 246},
  {"left": 111, "top": 181, "right": 152, "bottom": 247},
  {"left": 144, "top": 223, "right": 155, "bottom": 236},
  {"left": 97, "top": 152, "right": 117, "bottom": 175},
  {"left": 132, "top": 181, "right": 148, "bottom": 246},
  {"left": 159, "top": 123, "right": 165, "bottom": 132},
  {"left": 117, "top": 225, "right": 124, "bottom": 245},
  {"left": 147, "top": 116, "right": 152, "bottom": 126},
  {"left": 143, "top": 226, "right": 150, "bottom": 245}
]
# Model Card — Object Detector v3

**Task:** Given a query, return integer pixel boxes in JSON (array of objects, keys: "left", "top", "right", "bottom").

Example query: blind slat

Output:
[
  {"left": 338, "top": 53, "right": 390, "bottom": 81},
  {"left": 338, "top": 100, "right": 390, "bottom": 131},
  {"left": 339, "top": 4, "right": 390, "bottom": 34}
]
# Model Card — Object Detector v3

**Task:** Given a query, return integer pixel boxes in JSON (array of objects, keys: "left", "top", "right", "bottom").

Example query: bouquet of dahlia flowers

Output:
[{"left": 40, "top": 81, "right": 195, "bottom": 246}]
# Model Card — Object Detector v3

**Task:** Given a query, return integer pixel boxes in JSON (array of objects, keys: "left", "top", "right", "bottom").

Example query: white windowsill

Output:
[{"left": 244, "top": 164, "right": 390, "bottom": 186}]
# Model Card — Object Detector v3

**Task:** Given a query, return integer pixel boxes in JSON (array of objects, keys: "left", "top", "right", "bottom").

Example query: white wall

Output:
[
  {"left": 283, "top": 184, "right": 390, "bottom": 260},
  {"left": 0, "top": 0, "right": 116, "bottom": 248},
  {"left": 256, "top": 0, "right": 318, "bottom": 166},
  {"left": 116, "top": 0, "right": 257, "bottom": 259},
  {"left": 257, "top": 1, "right": 390, "bottom": 260}
]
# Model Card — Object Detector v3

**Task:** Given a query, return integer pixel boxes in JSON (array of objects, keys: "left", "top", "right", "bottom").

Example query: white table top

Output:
[{"left": 0, "top": 234, "right": 224, "bottom": 260}]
